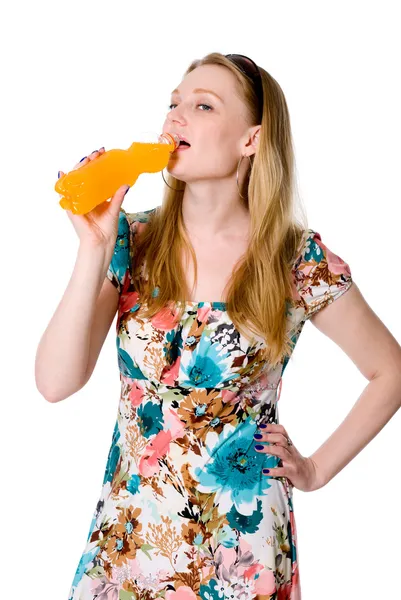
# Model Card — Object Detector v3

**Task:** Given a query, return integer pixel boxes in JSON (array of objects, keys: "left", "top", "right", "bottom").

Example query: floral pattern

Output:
[{"left": 67, "top": 209, "right": 353, "bottom": 599}]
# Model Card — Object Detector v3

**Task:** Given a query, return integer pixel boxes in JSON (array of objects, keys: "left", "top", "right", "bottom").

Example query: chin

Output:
[{"left": 165, "top": 164, "right": 187, "bottom": 183}]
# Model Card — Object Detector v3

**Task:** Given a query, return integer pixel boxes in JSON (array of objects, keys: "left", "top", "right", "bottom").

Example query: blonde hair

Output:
[{"left": 131, "top": 52, "right": 309, "bottom": 368}]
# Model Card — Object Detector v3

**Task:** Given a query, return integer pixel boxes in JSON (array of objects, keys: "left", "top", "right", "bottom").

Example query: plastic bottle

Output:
[{"left": 55, "top": 132, "right": 180, "bottom": 215}]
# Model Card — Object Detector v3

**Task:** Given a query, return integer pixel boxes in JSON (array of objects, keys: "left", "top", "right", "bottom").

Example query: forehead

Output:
[{"left": 172, "top": 64, "right": 239, "bottom": 99}]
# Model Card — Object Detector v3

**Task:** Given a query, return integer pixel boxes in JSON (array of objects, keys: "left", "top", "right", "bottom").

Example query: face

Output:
[{"left": 162, "top": 64, "right": 258, "bottom": 184}]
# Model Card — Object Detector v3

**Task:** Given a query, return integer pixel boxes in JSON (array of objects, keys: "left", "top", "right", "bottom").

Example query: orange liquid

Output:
[{"left": 55, "top": 138, "right": 177, "bottom": 215}]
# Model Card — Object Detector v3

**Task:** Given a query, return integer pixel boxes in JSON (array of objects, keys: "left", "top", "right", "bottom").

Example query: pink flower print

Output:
[
  {"left": 165, "top": 586, "right": 198, "bottom": 600},
  {"left": 165, "top": 408, "right": 186, "bottom": 439},
  {"left": 161, "top": 355, "right": 181, "bottom": 386},
  {"left": 151, "top": 305, "right": 180, "bottom": 331},
  {"left": 197, "top": 305, "right": 211, "bottom": 323},
  {"left": 215, "top": 545, "right": 236, "bottom": 571},
  {"left": 277, "top": 582, "right": 292, "bottom": 600},
  {"left": 221, "top": 388, "right": 238, "bottom": 404},
  {"left": 311, "top": 232, "right": 351, "bottom": 277},
  {"left": 243, "top": 562, "right": 264, "bottom": 580},
  {"left": 90, "top": 576, "right": 119, "bottom": 600},
  {"left": 320, "top": 239, "right": 351, "bottom": 277},
  {"left": 129, "top": 381, "right": 145, "bottom": 407},
  {"left": 290, "top": 561, "right": 301, "bottom": 600},
  {"left": 253, "top": 568, "right": 276, "bottom": 595},
  {"left": 120, "top": 290, "right": 140, "bottom": 314},
  {"left": 138, "top": 430, "right": 172, "bottom": 477}
]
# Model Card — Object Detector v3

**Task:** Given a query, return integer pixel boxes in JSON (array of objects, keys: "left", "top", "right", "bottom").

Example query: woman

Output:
[{"left": 36, "top": 52, "right": 401, "bottom": 599}]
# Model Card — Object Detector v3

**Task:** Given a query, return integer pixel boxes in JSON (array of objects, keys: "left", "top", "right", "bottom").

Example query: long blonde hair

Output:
[{"left": 131, "top": 52, "right": 309, "bottom": 368}]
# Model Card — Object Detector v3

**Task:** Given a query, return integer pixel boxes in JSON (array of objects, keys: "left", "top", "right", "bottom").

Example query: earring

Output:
[
  {"left": 161, "top": 169, "right": 182, "bottom": 191},
  {"left": 236, "top": 155, "right": 253, "bottom": 199}
]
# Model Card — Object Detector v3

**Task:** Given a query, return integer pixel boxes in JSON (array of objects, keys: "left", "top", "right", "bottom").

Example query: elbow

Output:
[
  {"left": 36, "top": 382, "right": 64, "bottom": 403},
  {"left": 34, "top": 363, "right": 89, "bottom": 403},
  {"left": 35, "top": 378, "right": 85, "bottom": 403}
]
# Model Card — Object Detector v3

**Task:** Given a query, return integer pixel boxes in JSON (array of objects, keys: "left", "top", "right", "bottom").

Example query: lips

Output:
[{"left": 173, "top": 134, "right": 191, "bottom": 148}]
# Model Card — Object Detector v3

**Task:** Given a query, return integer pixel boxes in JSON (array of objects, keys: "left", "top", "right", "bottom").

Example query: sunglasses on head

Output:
[{"left": 225, "top": 53, "right": 264, "bottom": 119}]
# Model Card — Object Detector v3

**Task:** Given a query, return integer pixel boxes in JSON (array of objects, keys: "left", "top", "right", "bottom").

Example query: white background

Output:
[{"left": 1, "top": 1, "right": 400, "bottom": 599}]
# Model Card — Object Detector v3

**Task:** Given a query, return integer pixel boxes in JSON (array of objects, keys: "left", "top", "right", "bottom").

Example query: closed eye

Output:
[{"left": 168, "top": 103, "right": 213, "bottom": 111}]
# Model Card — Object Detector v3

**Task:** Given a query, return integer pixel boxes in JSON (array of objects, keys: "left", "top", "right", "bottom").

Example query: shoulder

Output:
[{"left": 293, "top": 228, "right": 351, "bottom": 272}]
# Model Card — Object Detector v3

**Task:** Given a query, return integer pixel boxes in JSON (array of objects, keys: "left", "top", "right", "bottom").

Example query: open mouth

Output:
[{"left": 175, "top": 140, "right": 191, "bottom": 152}]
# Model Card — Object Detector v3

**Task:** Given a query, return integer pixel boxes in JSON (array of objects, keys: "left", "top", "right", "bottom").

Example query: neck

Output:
[{"left": 181, "top": 181, "right": 250, "bottom": 240}]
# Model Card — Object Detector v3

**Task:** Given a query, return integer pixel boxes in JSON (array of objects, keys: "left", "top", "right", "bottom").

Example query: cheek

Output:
[
  {"left": 200, "top": 130, "right": 236, "bottom": 158},
  {"left": 206, "top": 136, "right": 239, "bottom": 170}
]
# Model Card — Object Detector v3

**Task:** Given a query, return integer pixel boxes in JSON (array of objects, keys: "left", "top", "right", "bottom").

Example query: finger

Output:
[
  {"left": 255, "top": 443, "right": 290, "bottom": 460},
  {"left": 270, "top": 433, "right": 293, "bottom": 448},
  {"left": 73, "top": 156, "right": 89, "bottom": 170},
  {"left": 262, "top": 467, "right": 288, "bottom": 478},
  {"left": 89, "top": 148, "right": 106, "bottom": 158},
  {"left": 72, "top": 149, "right": 103, "bottom": 171},
  {"left": 254, "top": 432, "right": 283, "bottom": 444},
  {"left": 259, "top": 423, "right": 287, "bottom": 437},
  {"left": 108, "top": 184, "right": 130, "bottom": 217}
]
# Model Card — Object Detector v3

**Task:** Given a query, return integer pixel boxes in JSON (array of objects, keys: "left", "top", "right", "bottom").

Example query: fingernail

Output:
[
  {"left": 254, "top": 445, "right": 264, "bottom": 450},
  {"left": 262, "top": 469, "right": 270, "bottom": 474},
  {"left": 99, "top": 146, "right": 105, "bottom": 151},
  {"left": 254, "top": 434, "right": 263, "bottom": 439},
  {"left": 57, "top": 171, "right": 61, "bottom": 179},
  {"left": 79, "top": 156, "right": 87, "bottom": 162},
  {"left": 259, "top": 424, "right": 267, "bottom": 429},
  {"left": 124, "top": 185, "right": 130, "bottom": 195}
]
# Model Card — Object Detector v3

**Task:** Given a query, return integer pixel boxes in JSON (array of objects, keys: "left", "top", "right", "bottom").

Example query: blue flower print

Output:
[
  {"left": 102, "top": 421, "right": 121, "bottom": 485},
  {"left": 127, "top": 474, "right": 141, "bottom": 495},
  {"left": 70, "top": 546, "right": 100, "bottom": 592},
  {"left": 116, "top": 337, "right": 147, "bottom": 379},
  {"left": 227, "top": 498, "right": 264, "bottom": 534},
  {"left": 180, "top": 330, "right": 240, "bottom": 388},
  {"left": 164, "top": 327, "right": 183, "bottom": 365},
  {"left": 304, "top": 231, "right": 323, "bottom": 263},
  {"left": 193, "top": 532, "right": 204, "bottom": 546},
  {"left": 137, "top": 401, "right": 164, "bottom": 438},
  {"left": 200, "top": 579, "right": 221, "bottom": 600},
  {"left": 109, "top": 211, "right": 130, "bottom": 285},
  {"left": 193, "top": 418, "right": 278, "bottom": 516},
  {"left": 216, "top": 524, "right": 238, "bottom": 548}
]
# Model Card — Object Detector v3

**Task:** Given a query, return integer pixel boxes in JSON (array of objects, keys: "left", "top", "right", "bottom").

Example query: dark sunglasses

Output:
[{"left": 225, "top": 53, "right": 264, "bottom": 119}]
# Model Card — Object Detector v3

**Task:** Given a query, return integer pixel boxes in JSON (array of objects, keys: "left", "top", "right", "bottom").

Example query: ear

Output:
[{"left": 243, "top": 125, "right": 261, "bottom": 157}]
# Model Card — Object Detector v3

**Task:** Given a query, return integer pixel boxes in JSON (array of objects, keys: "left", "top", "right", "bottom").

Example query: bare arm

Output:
[
  {"left": 308, "top": 282, "right": 401, "bottom": 488},
  {"left": 254, "top": 282, "right": 401, "bottom": 493},
  {"left": 35, "top": 241, "right": 118, "bottom": 403}
]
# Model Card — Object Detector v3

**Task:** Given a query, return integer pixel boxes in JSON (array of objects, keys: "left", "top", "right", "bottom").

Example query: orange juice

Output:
[{"left": 55, "top": 133, "right": 179, "bottom": 215}]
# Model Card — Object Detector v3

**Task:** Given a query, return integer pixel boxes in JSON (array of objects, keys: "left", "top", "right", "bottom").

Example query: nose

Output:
[{"left": 166, "top": 104, "right": 187, "bottom": 126}]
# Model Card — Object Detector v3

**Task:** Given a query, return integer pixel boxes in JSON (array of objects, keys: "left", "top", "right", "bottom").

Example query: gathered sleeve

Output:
[{"left": 294, "top": 229, "right": 353, "bottom": 321}]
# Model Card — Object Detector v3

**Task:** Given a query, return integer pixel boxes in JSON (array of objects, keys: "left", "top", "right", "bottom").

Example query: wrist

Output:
[
  {"left": 306, "top": 456, "right": 328, "bottom": 491},
  {"left": 77, "top": 240, "right": 112, "bottom": 273}
]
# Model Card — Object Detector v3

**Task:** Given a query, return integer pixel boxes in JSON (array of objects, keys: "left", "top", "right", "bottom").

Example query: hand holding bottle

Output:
[
  {"left": 58, "top": 148, "right": 130, "bottom": 249},
  {"left": 55, "top": 133, "right": 179, "bottom": 216}
]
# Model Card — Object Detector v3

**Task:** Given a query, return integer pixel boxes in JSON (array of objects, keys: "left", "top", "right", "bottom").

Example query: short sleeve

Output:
[
  {"left": 295, "top": 229, "right": 353, "bottom": 321},
  {"left": 106, "top": 210, "right": 131, "bottom": 294}
]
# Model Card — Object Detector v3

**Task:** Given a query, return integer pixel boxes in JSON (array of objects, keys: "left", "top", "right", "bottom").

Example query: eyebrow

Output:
[{"left": 170, "top": 88, "right": 224, "bottom": 103}]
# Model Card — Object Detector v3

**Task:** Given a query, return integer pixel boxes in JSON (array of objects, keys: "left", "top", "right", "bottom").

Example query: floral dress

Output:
[{"left": 67, "top": 209, "right": 353, "bottom": 600}]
